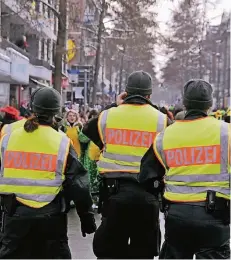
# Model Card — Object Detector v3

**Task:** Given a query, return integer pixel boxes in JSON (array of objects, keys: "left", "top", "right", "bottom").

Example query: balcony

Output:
[
  {"left": 1, "top": 0, "right": 57, "bottom": 41},
  {"left": 0, "top": 38, "right": 51, "bottom": 70}
]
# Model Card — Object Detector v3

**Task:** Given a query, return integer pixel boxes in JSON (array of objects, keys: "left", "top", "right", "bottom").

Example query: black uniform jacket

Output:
[
  {"left": 0, "top": 124, "right": 93, "bottom": 217},
  {"left": 138, "top": 110, "right": 208, "bottom": 191},
  {"left": 82, "top": 97, "right": 172, "bottom": 151}
]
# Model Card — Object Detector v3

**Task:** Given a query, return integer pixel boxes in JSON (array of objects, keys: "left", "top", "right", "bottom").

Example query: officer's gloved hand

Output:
[{"left": 79, "top": 212, "right": 96, "bottom": 237}]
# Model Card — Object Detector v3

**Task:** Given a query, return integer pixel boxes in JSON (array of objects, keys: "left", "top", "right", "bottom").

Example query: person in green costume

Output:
[{"left": 79, "top": 110, "right": 100, "bottom": 207}]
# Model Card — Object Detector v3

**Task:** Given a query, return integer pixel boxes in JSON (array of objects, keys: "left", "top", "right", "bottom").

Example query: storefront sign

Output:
[{"left": 7, "top": 48, "right": 29, "bottom": 85}]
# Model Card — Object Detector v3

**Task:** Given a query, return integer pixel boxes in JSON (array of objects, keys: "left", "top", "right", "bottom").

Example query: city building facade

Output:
[
  {"left": 0, "top": 0, "right": 67, "bottom": 107},
  {"left": 205, "top": 12, "right": 230, "bottom": 108},
  {"left": 66, "top": 0, "right": 99, "bottom": 104}
]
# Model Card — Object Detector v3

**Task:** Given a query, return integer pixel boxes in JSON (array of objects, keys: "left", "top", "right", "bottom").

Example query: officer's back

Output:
[
  {"left": 0, "top": 87, "right": 96, "bottom": 259},
  {"left": 139, "top": 79, "right": 230, "bottom": 259},
  {"left": 83, "top": 71, "right": 169, "bottom": 259}
]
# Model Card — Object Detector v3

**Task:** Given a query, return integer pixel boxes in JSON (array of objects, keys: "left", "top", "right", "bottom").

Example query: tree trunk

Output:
[
  {"left": 53, "top": 0, "right": 67, "bottom": 94},
  {"left": 92, "top": 0, "right": 106, "bottom": 106}
]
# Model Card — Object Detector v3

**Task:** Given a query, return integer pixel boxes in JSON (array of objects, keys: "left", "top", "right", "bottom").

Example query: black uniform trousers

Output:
[
  {"left": 0, "top": 212, "right": 71, "bottom": 259},
  {"left": 93, "top": 180, "right": 160, "bottom": 259},
  {"left": 159, "top": 204, "right": 230, "bottom": 259}
]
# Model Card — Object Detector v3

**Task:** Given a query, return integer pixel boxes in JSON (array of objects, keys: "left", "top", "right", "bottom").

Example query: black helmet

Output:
[
  {"left": 125, "top": 70, "right": 152, "bottom": 96},
  {"left": 32, "top": 87, "right": 61, "bottom": 115},
  {"left": 29, "top": 87, "right": 42, "bottom": 112},
  {"left": 183, "top": 79, "right": 213, "bottom": 110}
]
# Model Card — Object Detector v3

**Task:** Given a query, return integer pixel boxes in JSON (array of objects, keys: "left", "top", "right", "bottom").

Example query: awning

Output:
[
  {"left": 29, "top": 64, "right": 52, "bottom": 81},
  {"left": 30, "top": 78, "right": 51, "bottom": 88}
]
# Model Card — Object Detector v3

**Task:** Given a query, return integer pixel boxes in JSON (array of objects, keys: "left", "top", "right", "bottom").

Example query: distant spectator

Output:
[
  {"left": 175, "top": 111, "right": 186, "bottom": 120},
  {"left": 160, "top": 107, "right": 174, "bottom": 121},
  {"left": 173, "top": 105, "right": 184, "bottom": 117},
  {"left": 0, "top": 106, "right": 21, "bottom": 130},
  {"left": 60, "top": 110, "right": 82, "bottom": 157},
  {"left": 19, "top": 101, "right": 31, "bottom": 118}
]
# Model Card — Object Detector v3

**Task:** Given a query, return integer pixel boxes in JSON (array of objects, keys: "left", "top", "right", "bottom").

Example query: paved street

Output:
[{"left": 68, "top": 209, "right": 165, "bottom": 259}]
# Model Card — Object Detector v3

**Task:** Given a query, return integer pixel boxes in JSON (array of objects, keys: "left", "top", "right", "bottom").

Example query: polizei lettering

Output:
[
  {"left": 105, "top": 128, "right": 156, "bottom": 148},
  {"left": 4, "top": 151, "right": 57, "bottom": 171},
  {"left": 165, "top": 145, "right": 220, "bottom": 167}
]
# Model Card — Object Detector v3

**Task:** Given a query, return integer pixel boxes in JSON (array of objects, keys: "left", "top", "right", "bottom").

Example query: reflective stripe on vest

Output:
[
  {"left": 1, "top": 119, "right": 27, "bottom": 138},
  {"left": 0, "top": 127, "right": 70, "bottom": 208},
  {"left": 1, "top": 124, "right": 12, "bottom": 137},
  {"left": 98, "top": 105, "right": 167, "bottom": 175},
  {"left": 154, "top": 118, "right": 230, "bottom": 201}
]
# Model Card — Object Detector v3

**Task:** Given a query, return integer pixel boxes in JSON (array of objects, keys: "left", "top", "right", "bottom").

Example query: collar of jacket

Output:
[
  {"left": 65, "top": 121, "right": 79, "bottom": 127},
  {"left": 184, "top": 109, "right": 208, "bottom": 120},
  {"left": 123, "top": 96, "right": 150, "bottom": 105}
]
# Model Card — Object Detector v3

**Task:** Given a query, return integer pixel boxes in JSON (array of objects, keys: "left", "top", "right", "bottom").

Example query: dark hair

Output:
[
  {"left": 24, "top": 115, "right": 39, "bottom": 132},
  {"left": 79, "top": 112, "right": 85, "bottom": 118},
  {"left": 224, "top": 116, "right": 230, "bottom": 123},
  {"left": 24, "top": 114, "right": 54, "bottom": 133},
  {"left": 88, "top": 110, "right": 98, "bottom": 120}
]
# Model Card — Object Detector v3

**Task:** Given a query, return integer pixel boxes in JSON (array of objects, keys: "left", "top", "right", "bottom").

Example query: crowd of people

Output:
[
  {"left": 0, "top": 98, "right": 230, "bottom": 209},
  {"left": 0, "top": 73, "right": 230, "bottom": 259}
]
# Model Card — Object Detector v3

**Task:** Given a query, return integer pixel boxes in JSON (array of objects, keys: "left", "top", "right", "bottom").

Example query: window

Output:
[
  {"left": 47, "top": 39, "right": 51, "bottom": 62},
  {"left": 41, "top": 39, "right": 45, "bottom": 60},
  {"left": 35, "top": 2, "right": 40, "bottom": 12}
]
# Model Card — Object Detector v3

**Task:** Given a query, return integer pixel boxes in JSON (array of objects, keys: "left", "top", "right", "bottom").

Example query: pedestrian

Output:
[
  {"left": 79, "top": 110, "right": 101, "bottom": 207},
  {"left": 160, "top": 106, "right": 174, "bottom": 121},
  {"left": 83, "top": 71, "right": 171, "bottom": 259},
  {"left": 79, "top": 112, "right": 88, "bottom": 125},
  {"left": 173, "top": 105, "right": 184, "bottom": 118},
  {"left": 139, "top": 79, "right": 230, "bottom": 259},
  {"left": 19, "top": 100, "right": 31, "bottom": 118},
  {"left": 0, "top": 106, "right": 26, "bottom": 138},
  {"left": 0, "top": 87, "right": 96, "bottom": 259},
  {"left": 174, "top": 110, "right": 186, "bottom": 120},
  {"left": 60, "top": 109, "right": 82, "bottom": 158}
]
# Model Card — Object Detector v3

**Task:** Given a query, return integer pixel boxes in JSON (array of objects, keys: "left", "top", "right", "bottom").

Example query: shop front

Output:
[
  {"left": 0, "top": 50, "right": 11, "bottom": 107},
  {"left": 6, "top": 47, "right": 30, "bottom": 107}
]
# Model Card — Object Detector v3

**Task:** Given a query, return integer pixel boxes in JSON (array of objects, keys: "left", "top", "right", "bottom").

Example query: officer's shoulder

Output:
[
  {"left": 58, "top": 129, "right": 67, "bottom": 135},
  {"left": 100, "top": 106, "right": 117, "bottom": 114},
  {"left": 11, "top": 126, "right": 24, "bottom": 134}
]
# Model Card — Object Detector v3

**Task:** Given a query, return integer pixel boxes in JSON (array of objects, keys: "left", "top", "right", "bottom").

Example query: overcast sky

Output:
[{"left": 154, "top": 0, "right": 231, "bottom": 80}]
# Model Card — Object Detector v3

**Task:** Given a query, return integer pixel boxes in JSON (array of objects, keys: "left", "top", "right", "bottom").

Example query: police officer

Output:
[
  {"left": 83, "top": 71, "right": 171, "bottom": 259},
  {"left": 0, "top": 107, "right": 26, "bottom": 138},
  {"left": 0, "top": 87, "right": 96, "bottom": 259},
  {"left": 139, "top": 79, "right": 230, "bottom": 259}
]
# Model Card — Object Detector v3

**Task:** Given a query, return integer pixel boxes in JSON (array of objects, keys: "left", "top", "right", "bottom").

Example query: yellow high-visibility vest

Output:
[
  {"left": 98, "top": 104, "right": 167, "bottom": 179},
  {"left": 88, "top": 141, "right": 101, "bottom": 161},
  {"left": 0, "top": 126, "right": 70, "bottom": 208},
  {"left": 226, "top": 108, "right": 231, "bottom": 117},
  {"left": 65, "top": 125, "right": 81, "bottom": 157},
  {"left": 0, "top": 119, "right": 27, "bottom": 138},
  {"left": 154, "top": 117, "right": 230, "bottom": 202}
]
